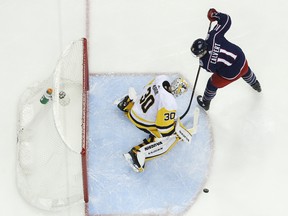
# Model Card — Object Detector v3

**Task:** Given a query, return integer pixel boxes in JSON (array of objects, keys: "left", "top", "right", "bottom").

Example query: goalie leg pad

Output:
[
  {"left": 139, "top": 135, "right": 180, "bottom": 160},
  {"left": 124, "top": 135, "right": 181, "bottom": 172}
]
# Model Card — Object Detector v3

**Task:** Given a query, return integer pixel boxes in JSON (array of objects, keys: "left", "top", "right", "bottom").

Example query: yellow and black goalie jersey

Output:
[{"left": 127, "top": 75, "right": 177, "bottom": 138}]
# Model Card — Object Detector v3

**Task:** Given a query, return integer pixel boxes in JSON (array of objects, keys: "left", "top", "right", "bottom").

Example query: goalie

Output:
[{"left": 116, "top": 75, "right": 198, "bottom": 172}]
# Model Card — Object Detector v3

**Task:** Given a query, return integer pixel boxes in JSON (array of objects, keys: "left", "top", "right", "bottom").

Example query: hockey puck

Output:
[{"left": 203, "top": 188, "right": 209, "bottom": 193}]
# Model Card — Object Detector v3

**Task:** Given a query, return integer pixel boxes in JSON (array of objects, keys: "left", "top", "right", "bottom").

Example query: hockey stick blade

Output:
[{"left": 188, "top": 107, "right": 200, "bottom": 135}]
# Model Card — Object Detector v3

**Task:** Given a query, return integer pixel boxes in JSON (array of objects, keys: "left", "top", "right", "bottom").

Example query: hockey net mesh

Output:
[{"left": 16, "top": 38, "right": 89, "bottom": 210}]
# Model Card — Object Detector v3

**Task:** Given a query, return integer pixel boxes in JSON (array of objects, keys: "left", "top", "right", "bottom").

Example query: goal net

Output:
[{"left": 16, "top": 38, "right": 89, "bottom": 210}]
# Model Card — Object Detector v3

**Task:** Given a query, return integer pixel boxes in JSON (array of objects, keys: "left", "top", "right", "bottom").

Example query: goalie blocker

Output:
[{"left": 124, "top": 107, "right": 199, "bottom": 172}]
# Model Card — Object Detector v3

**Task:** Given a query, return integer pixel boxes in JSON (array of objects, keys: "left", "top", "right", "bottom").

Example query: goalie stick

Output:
[{"left": 176, "top": 107, "right": 199, "bottom": 143}]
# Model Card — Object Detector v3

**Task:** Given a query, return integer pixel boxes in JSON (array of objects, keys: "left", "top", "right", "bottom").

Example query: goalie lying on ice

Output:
[{"left": 116, "top": 75, "right": 199, "bottom": 172}]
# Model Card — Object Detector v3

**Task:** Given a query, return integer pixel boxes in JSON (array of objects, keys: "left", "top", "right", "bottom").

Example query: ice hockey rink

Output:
[{"left": 1, "top": 0, "right": 288, "bottom": 216}]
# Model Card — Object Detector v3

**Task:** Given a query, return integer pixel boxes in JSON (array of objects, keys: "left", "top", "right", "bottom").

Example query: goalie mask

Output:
[{"left": 170, "top": 77, "right": 189, "bottom": 97}]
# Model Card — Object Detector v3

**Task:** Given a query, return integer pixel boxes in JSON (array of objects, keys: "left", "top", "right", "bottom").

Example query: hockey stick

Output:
[
  {"left": 187, "top": 107, "right": 199, "bottom": 135},
  {"left": 180, "top": 21, "right": 212, "bottom": 120},
  {"left": 180, "top": 65, "right": 201, "bottom": 120}
]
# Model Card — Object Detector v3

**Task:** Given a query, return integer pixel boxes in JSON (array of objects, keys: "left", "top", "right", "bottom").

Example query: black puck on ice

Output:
[{"left": 203, "top": 188, "right": 209, "bottom": 193}]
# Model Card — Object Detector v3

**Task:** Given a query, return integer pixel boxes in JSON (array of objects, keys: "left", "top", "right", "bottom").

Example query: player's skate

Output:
[
  {"left": 123, "top": 150, "right": 145, "bottom": 173},
  {"left": 197, "top": 95, "right": 211, "bottom": 111},
  {"left": 251, "top": 80, "right": 262, "bottom": 92}
]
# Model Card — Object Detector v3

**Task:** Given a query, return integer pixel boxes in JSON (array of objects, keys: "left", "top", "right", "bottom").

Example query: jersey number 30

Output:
[{"left": 140, "top": 87, "right": 154, "bottom": 113}]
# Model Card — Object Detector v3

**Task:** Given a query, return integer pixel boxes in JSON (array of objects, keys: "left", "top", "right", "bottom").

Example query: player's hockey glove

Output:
[
  {"left": 207, "top": 8, "right": 218, "bottom": 22},
  {"left": 197, "top": 95, "right": 211, "bottom": 111}
]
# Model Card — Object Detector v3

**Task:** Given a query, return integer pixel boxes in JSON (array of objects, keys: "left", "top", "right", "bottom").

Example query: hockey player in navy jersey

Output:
[{"left": 191, "top": 8, "right": 261, "bottom": 111}]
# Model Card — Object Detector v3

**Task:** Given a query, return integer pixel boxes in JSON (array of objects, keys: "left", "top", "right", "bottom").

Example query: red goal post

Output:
[
  {"left": 81, "top": 38, "right": 89, "bottom": 203},
  {"left": 16, "top": 38, "right": 89, "bottom": 210}
]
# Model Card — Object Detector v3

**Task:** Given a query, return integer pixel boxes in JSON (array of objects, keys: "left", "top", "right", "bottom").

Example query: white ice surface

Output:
[{"left": 1, "top": 0, "right": 288, "bottom": 216}]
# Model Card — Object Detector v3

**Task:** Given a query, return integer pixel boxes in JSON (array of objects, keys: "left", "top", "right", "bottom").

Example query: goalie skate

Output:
[{"left": 123, "top": 151, "right": 145, "bottom": 173}]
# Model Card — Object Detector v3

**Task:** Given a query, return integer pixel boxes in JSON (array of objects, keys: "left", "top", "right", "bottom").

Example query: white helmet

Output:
[{"left": 170, "top": 77, "right": 189, "bottom": 97}]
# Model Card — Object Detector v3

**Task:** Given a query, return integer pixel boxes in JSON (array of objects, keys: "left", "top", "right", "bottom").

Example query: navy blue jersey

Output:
[{"left": 200, "top": 12, "right": 246, "bottom": 80}]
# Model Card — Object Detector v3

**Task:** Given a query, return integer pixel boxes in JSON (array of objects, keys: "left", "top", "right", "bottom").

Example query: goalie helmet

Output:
[
  {"left": 170, "top": 77, "right": 189, "bottom": 97},
  {"left": 191, "top": 38, "right": 208, "bottom": 58}
]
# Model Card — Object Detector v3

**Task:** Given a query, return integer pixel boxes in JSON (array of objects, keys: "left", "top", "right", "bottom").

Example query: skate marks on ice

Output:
[{"left": 88, "top": 73, "right": 213, "bottom": 215}]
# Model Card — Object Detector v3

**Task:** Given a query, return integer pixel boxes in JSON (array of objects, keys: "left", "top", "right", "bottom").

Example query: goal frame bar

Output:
[{"left": 81, "top": 38, "right": 89, "bottom": 203}]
